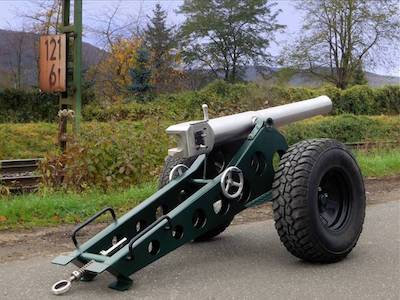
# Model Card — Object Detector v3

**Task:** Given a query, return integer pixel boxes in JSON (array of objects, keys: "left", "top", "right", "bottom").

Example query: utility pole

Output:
[
  {"left": 73, "top": 0, "right": 82, "bottom": 133},
  {"left": 60, "top": 0, "right": 82, "bottom": 135}
]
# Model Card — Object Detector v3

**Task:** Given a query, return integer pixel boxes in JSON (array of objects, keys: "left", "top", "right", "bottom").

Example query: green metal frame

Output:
[
  {"left": 52, "top": 119, "right": 288, "bottom": 290},
  {"left": 60, "top": 0, "right": 82, "bottom": 134}
]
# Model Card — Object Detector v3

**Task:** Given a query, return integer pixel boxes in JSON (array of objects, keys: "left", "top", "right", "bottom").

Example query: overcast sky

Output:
[{"left": 0, "top": 0, "right": 398, "bottom": 76}]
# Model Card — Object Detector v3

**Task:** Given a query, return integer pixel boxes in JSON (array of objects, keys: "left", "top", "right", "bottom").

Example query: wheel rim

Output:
[{"left": 317, "top": 168, "right": 352, "bottom": 231}]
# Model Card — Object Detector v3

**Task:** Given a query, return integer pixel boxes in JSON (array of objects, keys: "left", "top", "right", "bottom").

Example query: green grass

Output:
[
  {"left": 355, "top": 148, "right": 400, "bottom": 178},
  {"left": 0, "top": 149, "right": 399, "bottom": 231},
  {"left": 0, "top": 182, "right": 156, "bottom": 230}
]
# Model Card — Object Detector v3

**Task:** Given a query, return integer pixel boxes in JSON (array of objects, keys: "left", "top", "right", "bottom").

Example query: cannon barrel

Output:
[
  {"left": 167, "top": 96, "right": 332, "bottom": 158},
  {"left": 209, "top": 95, "right": 332, "bottom": 145}
]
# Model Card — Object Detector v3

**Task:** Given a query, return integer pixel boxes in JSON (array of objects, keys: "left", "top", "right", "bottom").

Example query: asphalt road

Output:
[{"left": 0, "top": 200, "right": 399, "bottom": 300}]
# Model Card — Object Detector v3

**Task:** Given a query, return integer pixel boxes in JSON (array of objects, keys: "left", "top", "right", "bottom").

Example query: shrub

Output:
[
  {"left": 373, "top": 85, "right": 400, "bottom": 115},
  {"left": 41, "top": 120, "right": 171, "bottom": 191},
  {"left": 0, "top": 89, "right": 58, "bottom": 123},
  {"left": 0, "top": 83, "right": 96, "bottom": 123},
  {"left": 336, "top": 85, "right": 376, "bottom": 114},
  {"left": 83, "top": 102, "right": 163, "bottom": 122},
  {"left": 284, "top": 115, "right": 400, "bottom": 144},
  {"left": 2, "top": 83, "right": 399, "bottom": 124}
]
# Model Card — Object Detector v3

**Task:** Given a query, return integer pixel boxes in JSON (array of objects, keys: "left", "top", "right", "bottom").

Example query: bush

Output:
[
  {"left": 335, "top": 85, "right": 376, "bottom": 114},
  {"left": 0, "top": 83, "right": 96, "bottom": 123},
  {"left": 0, "top": 89, "right": 58, "bottom": 123},
  {"left": 283, "top": 115, "right": 400, "bottom": 145},
  {"left": 2, "top": 82, "right": 399, "bottom": 124},
  {"left": 41, "top": 120, "right": 171, "bottom": 191},
  {"left": 373, "top": 85, "right": 400, "bottom": 115}
]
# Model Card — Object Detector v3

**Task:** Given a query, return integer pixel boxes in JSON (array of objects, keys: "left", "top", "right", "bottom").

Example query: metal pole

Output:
[
  {"left": 59, "top": 0, "right": 70, "bottom": 152},
  {"left": 73, "top": 0, "right": 82, "bottom": 134},
  {"left": 63, "top": 0, "right": 70, "bottom": 26}
]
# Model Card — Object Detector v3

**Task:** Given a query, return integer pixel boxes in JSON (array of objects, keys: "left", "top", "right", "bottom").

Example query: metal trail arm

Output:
[{"left": 52, "top": 119, "right": 288, "bottom": 292}]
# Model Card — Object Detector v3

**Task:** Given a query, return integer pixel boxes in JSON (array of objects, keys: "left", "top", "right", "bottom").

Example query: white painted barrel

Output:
[
  {"left": 166, "top": 96, "right": 333, "bottom": 157},
  {"left": 208, "top": 96, "right": 332, "bottom": 145}
]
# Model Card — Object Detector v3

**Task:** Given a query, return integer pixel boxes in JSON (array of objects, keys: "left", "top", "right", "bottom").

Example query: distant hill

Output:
[
  {"left": 0, "top": 29, "right": 105, "bottom": 88},
  {"left": 0, "top": 30, "right": 398, "bottom": 89},
  {"left": 244, "top": 66, "right": 400, "bottom": 87}
]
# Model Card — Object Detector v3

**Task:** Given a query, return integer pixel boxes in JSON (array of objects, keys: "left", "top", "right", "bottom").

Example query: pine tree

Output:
[
  {"left": 128, "top": 47, "right": 152, "bottom": 100},
  {"left": 144, "top": 4, "right": 177, "bottom": 91},
  {"left": 351, "top": 62, "right": 368, "bottom": 86}
]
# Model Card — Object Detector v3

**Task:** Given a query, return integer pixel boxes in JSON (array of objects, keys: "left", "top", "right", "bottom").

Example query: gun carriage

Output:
[{"left": 51, "top": 96, "right": 366, "bottom": 295}]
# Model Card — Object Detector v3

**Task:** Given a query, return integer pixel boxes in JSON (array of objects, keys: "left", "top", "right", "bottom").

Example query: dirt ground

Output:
[{"left": 0, "top": 176, "right": 398, "bottom": 263}]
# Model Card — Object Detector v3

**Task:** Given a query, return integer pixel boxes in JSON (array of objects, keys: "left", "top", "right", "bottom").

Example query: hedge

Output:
[
  {"left": 0, "top": 89, "right": 58, "bottom": 123},
  {"left": 1, "top": 82, "right": 399, "bottom": 123},
  {"left": 83, "top": 81, "right": 400, "bottom": 122},
  {"left": 0, "top": 84, "right": 95, "bottom": 123}
]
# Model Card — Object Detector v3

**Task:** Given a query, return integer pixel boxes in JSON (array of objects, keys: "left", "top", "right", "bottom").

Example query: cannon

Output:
[{"left": 51, "top": 96, "right": 366, "bottom": 295}]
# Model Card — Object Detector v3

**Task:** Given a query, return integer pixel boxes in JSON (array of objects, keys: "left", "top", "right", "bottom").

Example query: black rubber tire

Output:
[
  {"left": 159, "top": 155, "right": 232, "bottom": 241},
  {"left": 272, "top": 139, "right": 366, "bottom": 263},
  {"left": 158, "top": 155, "right": 196, "bottom": 189}
]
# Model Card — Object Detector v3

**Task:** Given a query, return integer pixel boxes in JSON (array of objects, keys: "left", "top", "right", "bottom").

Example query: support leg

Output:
[{"left": 108, "top": 275, "right": 133, "bottom": 291}]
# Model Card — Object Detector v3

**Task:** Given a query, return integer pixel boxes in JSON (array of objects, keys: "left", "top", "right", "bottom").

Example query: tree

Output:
[
  {"left": 128, "top": 47, "right": 152, "bottom": 100},
  {"left": 178, "top": 0, "right": 284, "bottom": 82},
  {"left": 89, "top": 37, "right": 143, "bottom": 102},
  {"left": 284, "top": 0, "right": 400, "bottom": 89},
  {"left": 144, "top": 4, "right": 178, "bottom": 92},
  {"left": 22, "top": 0, "right": 63, "bottom": 35},
  {"left": 350, "top": 62, "right": 368, "bottom": 86},
  {"left": 85, "top": 2, "right": 147, "bottom": 101},
  {"left": 1, "top": 29, "right": 31, "bottom": 89}
]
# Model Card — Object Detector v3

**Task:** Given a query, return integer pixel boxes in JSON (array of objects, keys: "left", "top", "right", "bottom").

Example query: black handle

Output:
[
  {"left": 128, "top": 215, "right": 172, "bottom": 257},
  {"left": 71, "top": 207, "right": 117, "bottom": 249}
]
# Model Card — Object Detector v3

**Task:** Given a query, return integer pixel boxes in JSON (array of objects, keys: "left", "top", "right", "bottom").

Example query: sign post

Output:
[{"left": 39, "top": 0, "right": 82, "bottom": 152}]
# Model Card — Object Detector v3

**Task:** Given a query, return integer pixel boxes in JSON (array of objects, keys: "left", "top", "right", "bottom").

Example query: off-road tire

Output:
[
  {"left": 159, "top": 155, "right": 232, "bottom": 241},
  {"left": 272, "top": 139, "right": 365, "bottom": 263},
  {"left": 158, "top": 155, "right": 196, "bottom": 189}
]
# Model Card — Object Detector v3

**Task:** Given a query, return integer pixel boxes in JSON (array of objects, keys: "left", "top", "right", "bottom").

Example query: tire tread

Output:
[{"left": 272, "top": 139, "right": 365, "bottom": 263}]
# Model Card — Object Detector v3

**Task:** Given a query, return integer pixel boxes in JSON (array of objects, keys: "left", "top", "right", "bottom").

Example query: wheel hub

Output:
[{"left": 317, "top": 169, "right": 351, "bottom": 231}]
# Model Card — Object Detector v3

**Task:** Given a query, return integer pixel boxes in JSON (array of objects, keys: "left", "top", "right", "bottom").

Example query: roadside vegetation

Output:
[
  {"left": 355, "top": 148, "right": 400, "bottom": 178},
  {"left": 0, "top": 182, "right": 155, "bottom": 230},
  {"left": 0, "top": 114, "right": 398, "bottom": 190},
  {"left": 1, "top": 81, "right": 399, "bottom": 191},
  {"left": 1, "top": 81, "right": 399, "bottom": 123},
  {"left": 0, "top": 148, "right": 398, "bottom": 230}
]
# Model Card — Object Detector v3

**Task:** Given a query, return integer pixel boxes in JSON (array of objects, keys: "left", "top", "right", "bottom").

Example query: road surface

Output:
[{"left": 0, "top": 200, "right": 399, "bottom": 300}]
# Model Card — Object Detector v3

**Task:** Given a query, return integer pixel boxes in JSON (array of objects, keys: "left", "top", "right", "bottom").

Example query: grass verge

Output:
[
  {"left": 0, "top": 182, "right": 156, "bottom": 230},
  {"left": 0, "top": 149, "right": 399, "bottom": 230},
  {"left": 355, "top": 148, "right": 400, "bottom": 178}
]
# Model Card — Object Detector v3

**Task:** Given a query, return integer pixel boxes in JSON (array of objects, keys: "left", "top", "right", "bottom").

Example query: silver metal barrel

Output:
[
  {"left": 167, "top": 96, "right": 332, "bottom": 158},
  {"left": 209, "top": 95, "right": 332, "bottom": 145}
]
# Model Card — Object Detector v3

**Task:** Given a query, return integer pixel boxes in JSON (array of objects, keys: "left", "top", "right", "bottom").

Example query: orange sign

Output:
[{"left": 39, "top": 34, "right": 67, "bottom": 92}]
